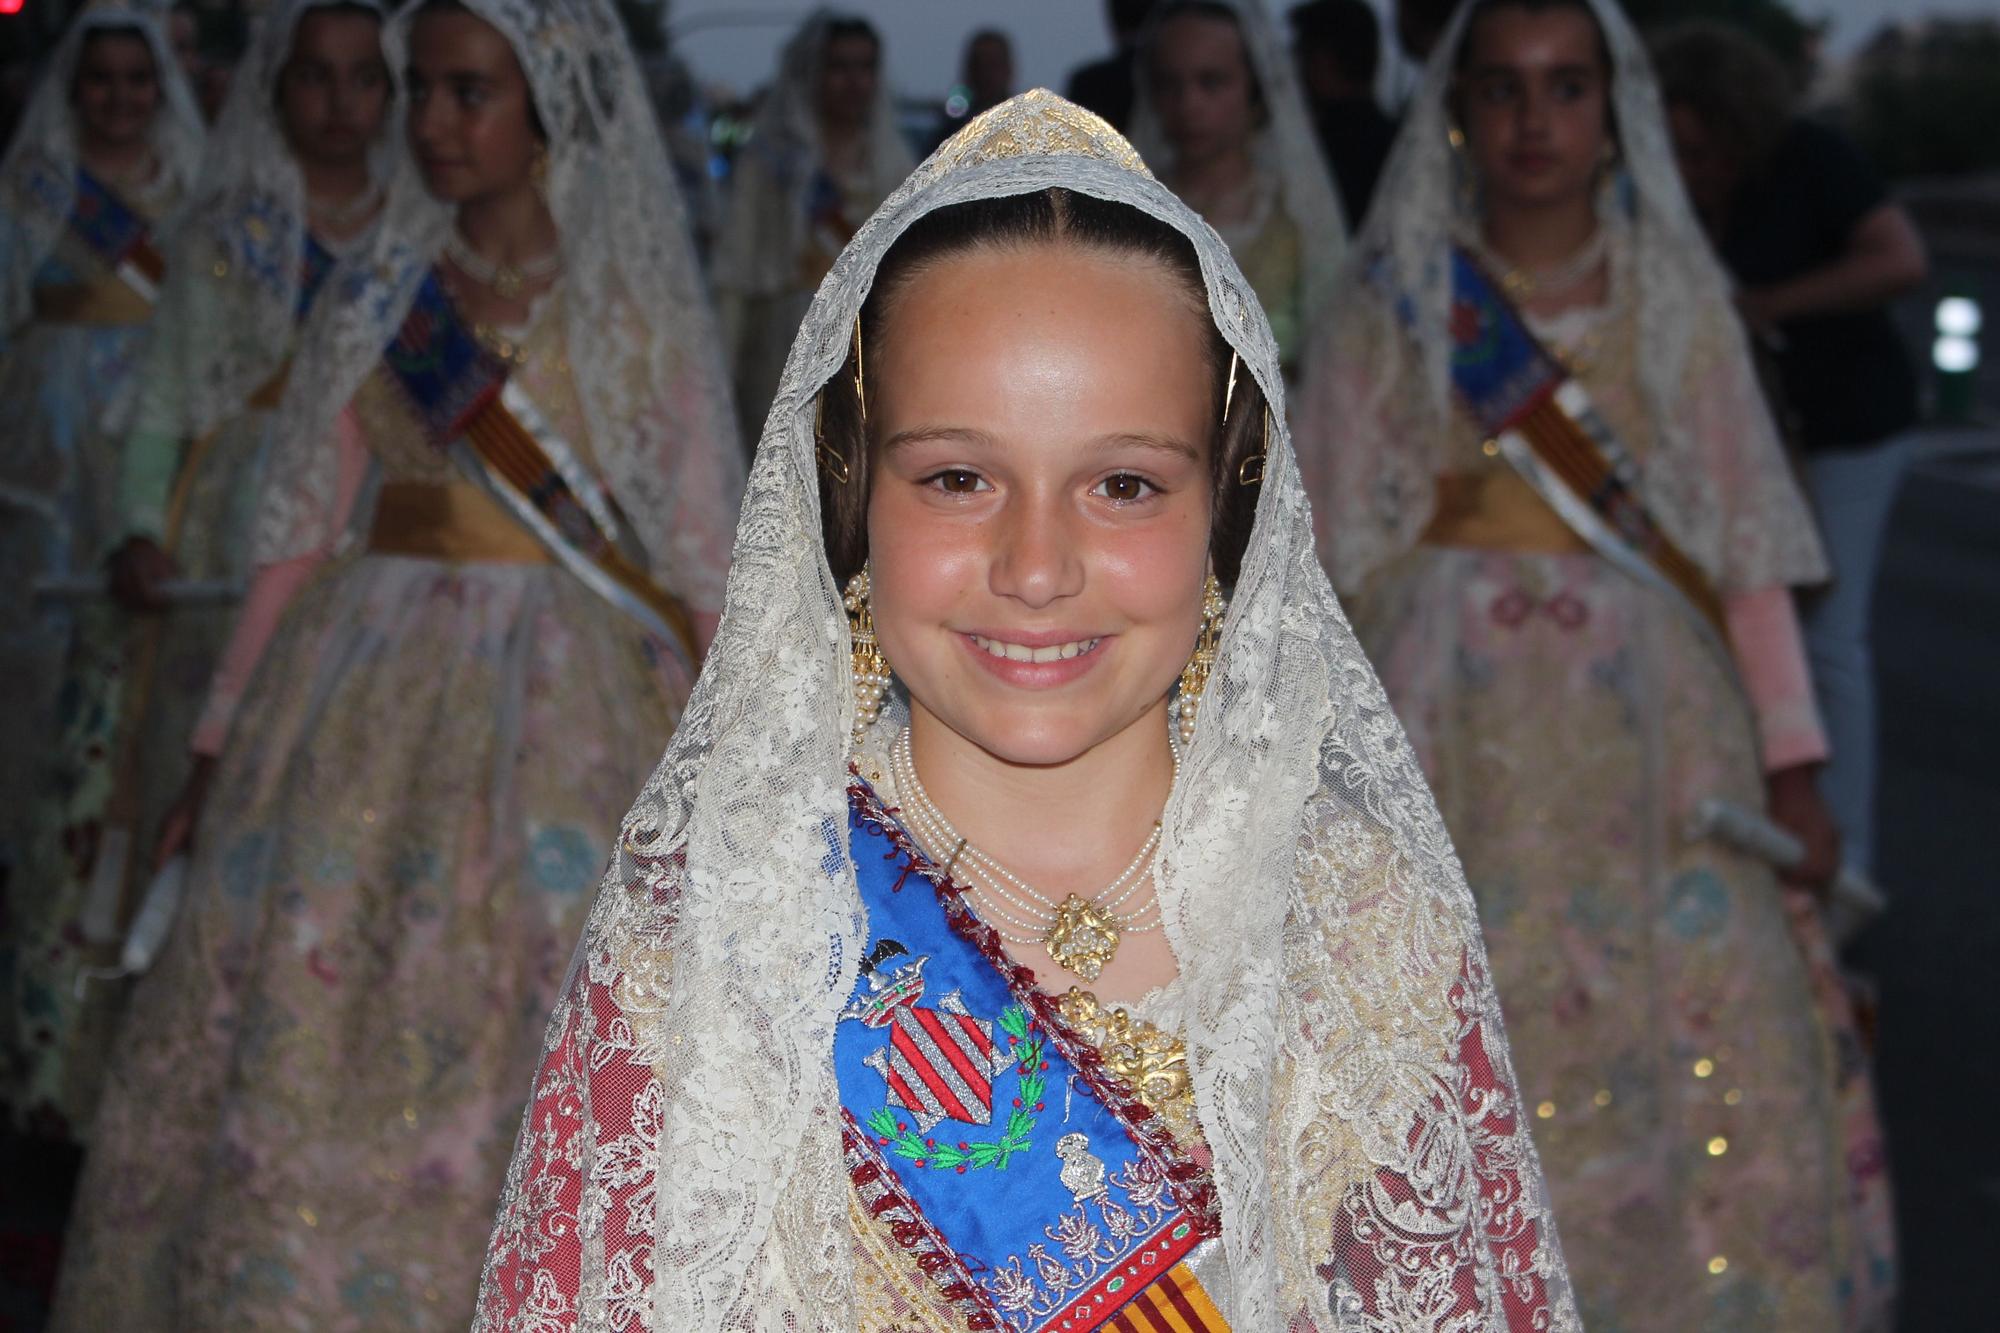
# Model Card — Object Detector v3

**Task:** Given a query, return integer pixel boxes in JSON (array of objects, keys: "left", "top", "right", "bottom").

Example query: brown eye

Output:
[
  {"left": 926, "top": 469, "right": 987, "bottom": 495},
  {"left": 1094, "top": 473, "right": 1157, "bottom": 503}
]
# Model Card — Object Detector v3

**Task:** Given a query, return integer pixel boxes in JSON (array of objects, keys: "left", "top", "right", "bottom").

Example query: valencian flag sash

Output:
[
  {"left": 377, "top": 268, "right": 697, "bottom": 660},
  {"left": 69, "top": 166, "right": 166, "bottom": 302},
  {"left": 297, "top": 230, "right": 337, "bottom": 319},
  {"left": 836, "top": 779, "right": 1230, "bottom": 1333},
  {"left": 1442, "top": 246, "right": 1730, "bottom": 658}
]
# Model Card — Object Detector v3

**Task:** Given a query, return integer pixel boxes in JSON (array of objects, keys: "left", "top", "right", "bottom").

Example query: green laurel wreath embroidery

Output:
[{"left": 865, "top": 1005, "right": 1046, "bottom": 1172}]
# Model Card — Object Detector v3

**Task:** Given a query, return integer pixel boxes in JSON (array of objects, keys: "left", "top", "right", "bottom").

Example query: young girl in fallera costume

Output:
[
  {"left": 1129, "top": 0, "right": 1348, "bottom": 379},
  {"left": 52, "top": 0, "right": 741, "bottom": 1325},
  {"left": 1295, "top": 1, "right": 1895, "bottom": 1326},
  {"left": 0, "top": 0, "right": 203, "bottom": 1137},
  {"left": 474, "top": 90, "right": 1578, "bottom": 1332}
]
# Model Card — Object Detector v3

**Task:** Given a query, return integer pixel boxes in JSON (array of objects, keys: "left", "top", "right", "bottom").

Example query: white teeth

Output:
[{"left": 969, "top": 634, "right": 1100, "bottom": 664}]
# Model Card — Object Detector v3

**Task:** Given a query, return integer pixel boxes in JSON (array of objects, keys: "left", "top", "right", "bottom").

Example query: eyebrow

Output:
[
  {"left": 880, "top": 425, "right": 997, "bottom": 454},
  {"left": 1468, "top": 61, "right": 1600, "bottom": 79},
  {"left": 879, "top": 425, "right": 1201, "bottom": 462},
  {"left": 405, "top": 64, "right": 496, "bottom": 82},
  {"left": 1088, "top": 431, "right": 1203, "bottom": 462}
]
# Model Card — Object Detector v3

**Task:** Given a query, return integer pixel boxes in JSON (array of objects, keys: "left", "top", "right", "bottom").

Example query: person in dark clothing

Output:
[
  {"left": 1655, "top": 21, "right": 1930, "bottom": 878},
  {"left": 929, "top": 28, "right": 1014, "bottom": 152},
  {"left": 1393, "top": 0, "right": 1458, "bottom": 64},
  {"left": 1065, "top": 0, "right": 1158, "bottom": 131},
  {"left": 1289, "top": 0, "right": 1395, "bottom": 225}
]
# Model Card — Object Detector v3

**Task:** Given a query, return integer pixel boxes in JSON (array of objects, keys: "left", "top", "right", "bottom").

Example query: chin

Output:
[
  {"left": 420, "top": 174, "right": 473, "bottom": 204},
  {"left": 945, "top": 695, "right": 1162, "bottom": 771}
]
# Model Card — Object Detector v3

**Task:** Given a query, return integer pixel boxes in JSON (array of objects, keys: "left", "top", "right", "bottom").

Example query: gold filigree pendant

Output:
[{"left": 1045, "top": 895, "right": 1121, "bottom": 981}]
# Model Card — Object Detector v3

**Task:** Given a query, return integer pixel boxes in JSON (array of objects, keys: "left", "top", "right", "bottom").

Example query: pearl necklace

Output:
[
  {"left": 1473, "top": 225, "right": 1610, "bottom": 300},
  {"left": 890, "top": 727, "right": 1178, "bottom": 981},
  {"left": 443, "top": 226, "right": 561, "bottom": 301},
  {"left": 306, "top": 180, "right": 383, "bottom": 232}
]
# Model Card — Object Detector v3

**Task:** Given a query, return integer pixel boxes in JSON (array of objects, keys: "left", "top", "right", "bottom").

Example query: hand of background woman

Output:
[
  {"left": 1766, "top": 762, "right": 1840, "bottom": 892},
  {"left": 109, "top": 535, "right": 178, "bottom": 611},
  {"left": 154, "top": 755, "right": 219, "bottom": 873}
]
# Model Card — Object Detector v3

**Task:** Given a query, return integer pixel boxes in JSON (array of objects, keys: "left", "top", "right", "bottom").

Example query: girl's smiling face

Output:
[{"left": 865, "top": 242, "right": 1216, "bottom": 769}]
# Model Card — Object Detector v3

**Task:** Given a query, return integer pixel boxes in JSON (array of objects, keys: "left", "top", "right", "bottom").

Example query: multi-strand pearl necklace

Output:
[
  {"left": 443, "top": 226, "right": 561, "bottom": 301},
  {"left": 1472, "top": 225, "right": 1610, "bottom": 300},
  {"left": 890, "top": 727, "right": 1177, "bottom": 980},
  {"left": 305, "top": 180, "right": 384, "bottom": 233}
]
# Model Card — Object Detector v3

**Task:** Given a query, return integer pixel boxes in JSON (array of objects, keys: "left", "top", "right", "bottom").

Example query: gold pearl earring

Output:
[
  {"left": 845, "top": 564, "right": 890, "bottom": 743},
  {"left": 1177, "top": 574, "right": 1225, "bottom": 747}
]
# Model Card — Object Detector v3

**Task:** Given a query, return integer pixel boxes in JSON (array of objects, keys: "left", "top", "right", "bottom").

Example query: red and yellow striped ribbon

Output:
[{"left": 1106, "top": 1262, "right": 1229, "bottom": 1333}]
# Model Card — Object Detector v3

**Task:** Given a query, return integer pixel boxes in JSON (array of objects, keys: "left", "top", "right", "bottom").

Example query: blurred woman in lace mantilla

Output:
[
  {"left": 1294, "top": 0, "right": 1895, "bottom": 1327},
  {"left": 51, "top": 0, "right": 742, "bottom": 1325},
  {"left": 0, "top": 0, "right": 202, "bottom": 1138},
  {"left": 473, "top": 88, "right": 1578, "bottom": 1332},
  {"left": 1129, "top": 0, "right": 1348, "bottom": 380},
  {"left": 713, "top": 10, "right": 916, "bottom": 450}
]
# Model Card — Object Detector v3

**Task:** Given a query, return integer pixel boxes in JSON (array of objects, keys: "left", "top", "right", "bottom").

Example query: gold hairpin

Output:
[
  {"left": 1236, "top": 409, "right": 1269, "bottom": 486},
  {"left": 813, "top": 391, "right": 850, "bottom": 482},
  {"left": 852, "top": 313, "right": 867, "bottom": 426},
  {"left": 817, "top": 438, "right": 851, "bottom": 483},
  {"left": 1221, "top": 347, "right": 1241, "bottom": 424}
]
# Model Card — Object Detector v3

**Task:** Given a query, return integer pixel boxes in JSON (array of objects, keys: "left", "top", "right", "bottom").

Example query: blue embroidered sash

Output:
[
  {"left": 297, "top": 231, "right": 337, "bottom": 320},
  {"left": 69, "top": 167, "right": 164, "bottom": 300},
  {"left": 838, "top": 780, "right": 1223, "bottom": 1333},
  {"left": 375, "top": 268, "right": 697, "bottom": 657},
  {"left": 1441, "top": 246, "right": 1729, "bottom": 646}
]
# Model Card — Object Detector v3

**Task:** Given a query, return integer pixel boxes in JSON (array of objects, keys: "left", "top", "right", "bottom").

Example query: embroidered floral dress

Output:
[
  {"left": 50, "top": 292, "right": 701, "bottom": 1330},
  {"left": 0, "top": 169, "right": 187, "bottom": 1135},
  {"left": 1306, "top": 263, "right": 1896, "bottom": 1330}
]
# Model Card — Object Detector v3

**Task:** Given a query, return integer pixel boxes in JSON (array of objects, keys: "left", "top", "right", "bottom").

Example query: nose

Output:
[
  {"left": 988, "top": 494, "right": 1085, "bottom": 609},
  {"left": 1519, "top": 87, "right": 1551, "bottom": 138},
  {"left": 407, "top": 90, "right": 446, "bottom": 149}
]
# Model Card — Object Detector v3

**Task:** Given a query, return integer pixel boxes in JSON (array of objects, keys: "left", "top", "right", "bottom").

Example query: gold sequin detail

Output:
[
  {"left": 928, "top": 88, "right": 1149, "bottom": 177},
  {"left": 1057, "top": 987, "right": 1196, "bottom": 1145}
]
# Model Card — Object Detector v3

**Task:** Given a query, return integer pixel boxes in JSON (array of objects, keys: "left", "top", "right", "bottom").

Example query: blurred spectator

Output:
[
  {"left": 930, "top": 28, "right": 1014, "bottom": 151},
  {"left": 170, "top": 0, "right": 234, "bottom": 123},
  {"left": 168, "top": 1, "right": 201, "bottom": 85},
  {"left": 1066, "top": 0, "right": 1158, "bottom": 131},
  {"left": 1289, "top": 0, "right": 1395, "bottom": 225},
  {"left": 1656, "top": 21, "right": 1931, "bottom": 878},
  {"left": 1393, "top": 0, "right": 1456, "bottom": 64}
]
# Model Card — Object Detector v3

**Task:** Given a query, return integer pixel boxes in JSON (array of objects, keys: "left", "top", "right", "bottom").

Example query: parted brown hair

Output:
[{"left": 817, "top": 186, "right": 1267, "bottom": 589}]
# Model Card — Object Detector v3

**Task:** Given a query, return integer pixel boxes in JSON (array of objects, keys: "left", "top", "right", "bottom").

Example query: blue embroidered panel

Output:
[
  {"left": 298, "top": 232, "right": 337, "bottom": 319},
  {"left": 379, "top": 268, "right": 504, "bottom": 444},
  {"left": 836, "top": 790, "right": 1198, "bottom": 1332},
  {"left": 69, "top": 168, "right": 149, "bottom": 265},
  {"left": 1445, "top": 246, "right": 1563, "bottom": 437}
]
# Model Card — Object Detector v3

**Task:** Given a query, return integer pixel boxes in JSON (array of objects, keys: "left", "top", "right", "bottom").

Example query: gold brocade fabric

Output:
[
  {"left": 850, "top": 1191, "right": 980, "bottom": 1332},
  {"left": 30, "top": 275, "right": 153, "bottom": 325},
  {"left": 1421, "top": 468, "right": 1590, "bottom": 554},
  {"left": 367, "top": 481, "right": 552, "bottom": 564}
]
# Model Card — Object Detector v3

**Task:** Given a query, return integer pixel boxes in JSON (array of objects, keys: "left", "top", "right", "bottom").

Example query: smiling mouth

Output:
[{"left": 966, "top": 633, "right": 1102, "bottom": 664}]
